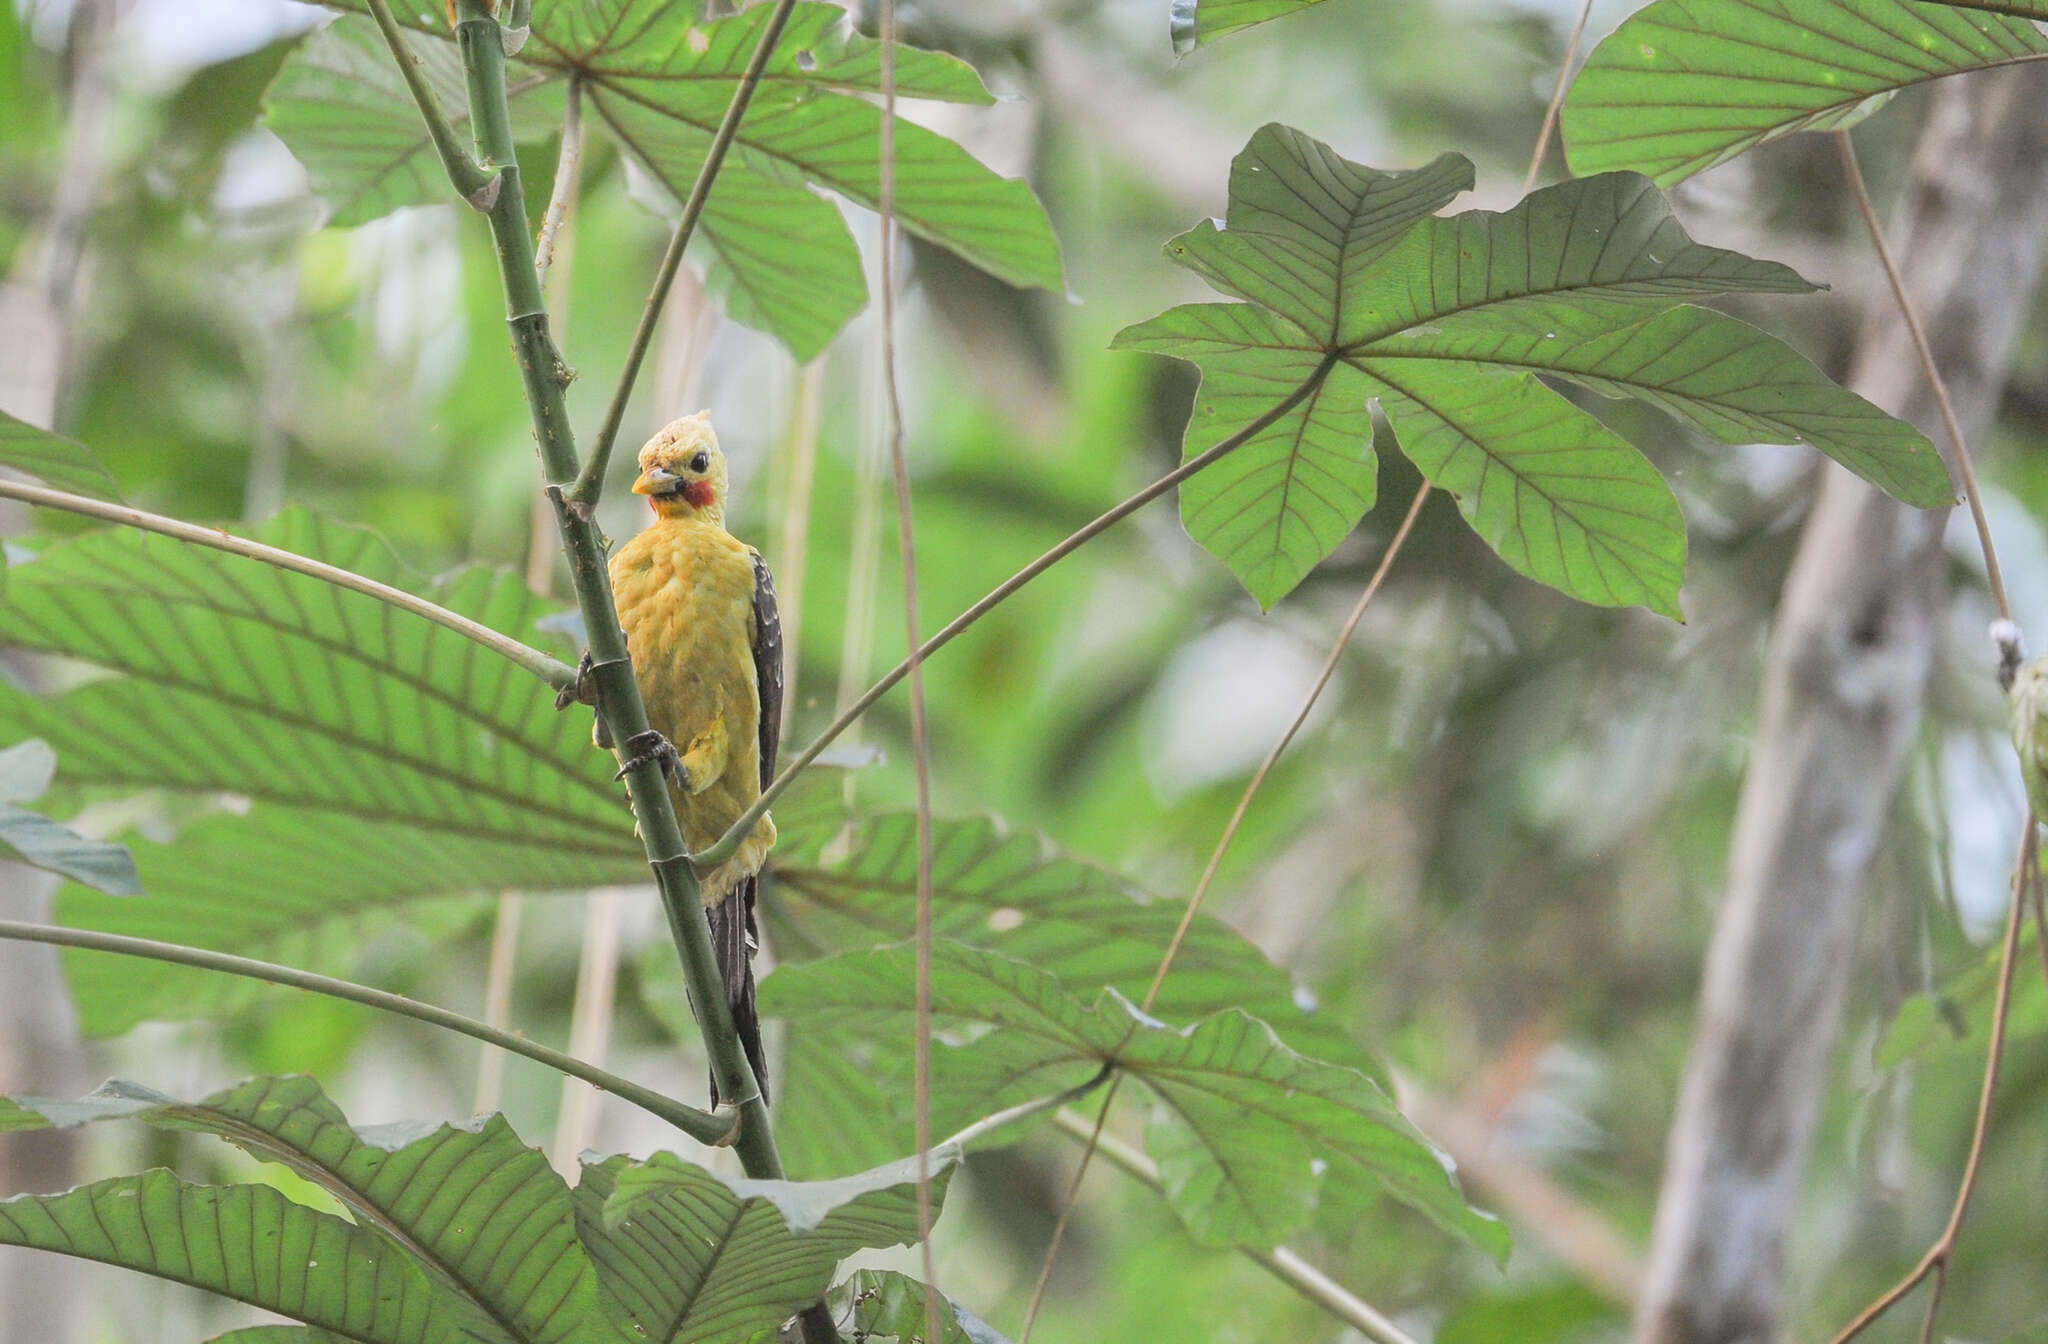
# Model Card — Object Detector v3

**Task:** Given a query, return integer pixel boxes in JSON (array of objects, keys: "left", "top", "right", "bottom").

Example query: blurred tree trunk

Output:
[{"left": 1634, "top": 72, "right": 2048, "bottom": 1344}]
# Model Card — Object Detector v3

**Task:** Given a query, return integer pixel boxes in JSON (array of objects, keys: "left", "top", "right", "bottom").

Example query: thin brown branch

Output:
[
  {"left": 1143, "top": 482, "right": 1431, "bottom": 1013},
  {"left": 0, "top": 477, "right": 576, "bottom": 690},
  {"left": 472, "top": 891, "right": 523, "bottom": 1115},
  {"left": 568, "top": 0, "right": 799, "bottom": 505},
  {"left": 1834, "top": 129, "right": 2009, "bottom": 622},
  {"left": 533, "top": 76, "right": 585, "bottom": 285},
  {"left": 1020, "top": 1081, "right": 1119, "bottom": 1343},
  {"left": 0, "top": 919, "right": 733, "bottom": 1145},
  {"left": 1830, "top": 825, "right": 2035, "bottom": 1343},
  {"left": 873, "top": 7, "right": 942, "bottom": 1336},
  {"left": 1020, "top": 483, "right": 1431, "bottom": 1339},
  {"left": 1521, "top": 0, "right": 1597, "bottom": 193}
]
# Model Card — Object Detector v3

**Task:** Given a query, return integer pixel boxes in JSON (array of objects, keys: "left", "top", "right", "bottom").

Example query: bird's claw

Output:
[
  {"left": 554, "top": 649, "right": 602, "bottom": 712},
  {"left": 616, "top": 729, "right": 682, "bottom": 783}
]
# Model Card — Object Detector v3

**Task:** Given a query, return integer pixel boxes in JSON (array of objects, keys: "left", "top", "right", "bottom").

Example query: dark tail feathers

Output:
[{"left": 706, "top": 877, "right": 769, "bottom": 1107}]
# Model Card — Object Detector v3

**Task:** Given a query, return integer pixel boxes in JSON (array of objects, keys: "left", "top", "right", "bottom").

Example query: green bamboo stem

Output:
[
  {"left": 0, "top": 477, "right": 576, "bottom": 691},
  {"left": 433, "top": 0, "right": 778, "bottom": 1173},
  {"left": 362, "top": 0, "right": 497, "bottom": 206},
  {"left": 567, "top": 0, "right": 800, "bottom": 508},
  {"left": 692, "top": 358, "right": 1340, "bottom": 869},
  {"left": 0, "top": 920, "right": 733, "bottom": 1145}
]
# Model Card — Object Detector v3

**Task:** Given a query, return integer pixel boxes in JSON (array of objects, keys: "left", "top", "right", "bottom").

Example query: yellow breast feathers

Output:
[{"left": 609, "top": 517, "right": 776, "bottom": 904}]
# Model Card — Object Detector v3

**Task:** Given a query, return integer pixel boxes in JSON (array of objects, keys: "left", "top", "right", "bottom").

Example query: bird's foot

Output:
[
  {"left": 616, "top": 729, "right": 684, "bottom": 784},
  {"left": 554, "top": 649, "right": 603, "bottom": 712}
]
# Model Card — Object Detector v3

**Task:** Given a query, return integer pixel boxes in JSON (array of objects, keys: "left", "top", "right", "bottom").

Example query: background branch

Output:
[{"left": 0, "top": 920, "right": 732, "bottom": 1145}]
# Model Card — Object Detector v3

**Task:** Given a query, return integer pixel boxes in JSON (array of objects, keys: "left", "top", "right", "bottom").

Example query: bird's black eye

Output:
[{"left": 689, "top": 452, "right": 709, "bottom": 474}]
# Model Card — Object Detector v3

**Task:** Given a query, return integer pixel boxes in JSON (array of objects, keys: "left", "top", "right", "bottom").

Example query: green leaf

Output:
[
  {"left": 274, "top": 5, "right": 1063, "bottom": 359},
  {"left": 577, "top": 1150, "right": 951, "bottom": 1343},
  {"left": 763, "top": 943, "right": 1507, "bottom": 1260},
  {"left": 265, "top": 17, "right": 543, "bottom": 228},
  {"left": 1560, "top": 0, "right": 2048, "bottom": 186},
  {"left": 1116, "top": 124, "right": 1948, "bottom": 612},
  {"left": 49, "top": 809, "right": 625, "bottom": 1035},
  {"left": 0, "top": 739, "right": 141, "bottom": 895},
  {"left": 1877, "top": 921, "right": 2043, "bottom": 1069},
  {"left": 1170, "top": 0, "right": 1333, "bottom": 54},
  {"left": 734, "top": 801, "right": 1377, "bottom": 1176},
  {"left": 831, "top": 1269, "right": 1011, "bottom": 1344},
  {"left": 0, "top": 510, "right": 643, "bottom": 1029},
  {"left": 0, "top": 1076, "right": 618, "bottom": 1344},
  {"left": 0, "top": 509, "right": 623, "bottom": 847},
  {"left": 0, "top": 407, "right": 123, "bottom": 501},
  {"left": 768, "top": 805, "right": 1361, "bottom": 1069},
  {"left": 0, "top": 1171, "right": 463, "bottom": 1343}
]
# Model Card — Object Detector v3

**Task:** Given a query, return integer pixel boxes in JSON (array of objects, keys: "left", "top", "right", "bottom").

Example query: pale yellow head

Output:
[{"left": 632, "top": 411, "right": 730, "bottom": 523}]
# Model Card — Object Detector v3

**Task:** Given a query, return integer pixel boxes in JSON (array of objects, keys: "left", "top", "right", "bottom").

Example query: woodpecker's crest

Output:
[{"left": 633, "top": 412, "right": 729, "bottom": 520}]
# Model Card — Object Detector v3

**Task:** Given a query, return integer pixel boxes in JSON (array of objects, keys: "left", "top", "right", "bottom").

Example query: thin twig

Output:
[
  {"left": 873, "top": 9, "right": 943, "bottom": 1336},
  {"left": 1049, "top": 1109, "right": 1422, "bottom": 1344},
  {"left": 363, "top": 0, "right": 496, "bottom": 204},
  {"left": 1020, "top": 1086, "right": 1117, "bottom": 1342},
  {"left": 1830, "top": 826, "right": 2035, "bottom": 1343},
  {"left": 1143, "top": 483, "right": 1431, "bottom": 1012},
  {"left": 472, "top": 891, "right": 523, "bottom": 1115},
  {"left": 774, "top": 362, "right": 824, "bottom": 721},
  {"left": 0, "top": 919, "right": 734, "bottom": 1146},
  {"left": 533, "top": 76, "right": 585, "bottom": 285},
  {"left": 1521, "top": 0, "right": 1596, "bottom": 194},
  {"left": 568, "top": 0, "right": 800, "bottom": 506},
  {"left": 935, "top": 1066, "right": 1114, "bottom": 1153},
  {"left": 1834, "top": 130, "right": 2009, "bottom": 621},
  {"left": 1020, "top": 483, "right": 1433, "bottom": 1340},
  {"left": 693, "top": 359, "right": 1340, "bottom": 868},
  {"left": 0, "top": 476, "right": 577, "bottom": 690},
  {"left": 550, "top": 887, "right": 623, "bottom": 1172}
]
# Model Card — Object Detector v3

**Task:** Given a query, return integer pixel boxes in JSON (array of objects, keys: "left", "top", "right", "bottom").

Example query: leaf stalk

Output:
[
  {"left": 567, "top": 0, "right": 801, "bottom": 508},
  {"left": 362, "top": 0, "right": 497, "bottom": 204},
  {"left": 693, "top": 357, "right": 1340, "bottom": 869},
  {"left": 0, "top": 477, "right": 576, "bottom": 691},
  {"left": 0, "top": 919, "right": 734, "bottom": 1145}
]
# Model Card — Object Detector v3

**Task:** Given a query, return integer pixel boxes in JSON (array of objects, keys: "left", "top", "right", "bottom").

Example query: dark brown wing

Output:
[
  {"left": 705, "top": 549, "right": 784, "bottom": 1109},
  {"left": 750, "top": 549, "right": 783, "bottom": 787}
]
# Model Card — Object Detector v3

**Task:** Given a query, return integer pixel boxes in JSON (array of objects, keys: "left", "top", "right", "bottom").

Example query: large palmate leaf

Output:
[
  {"left": 1169, "top": 0, "right": 1333, "bottom": 53},
  {"left": 718, "top": 801, "right": 1380, "bottom": 1176},
  {"left": 0, "top": 509, "right": 643, "bottom": 1030},
  {"left": 1116, "top": 124, "right": 1950, "bottom": 613},
  {"left": 49, "top": 811, "right": 616, "bottom": 1034},
  {"left": 763, "top": 943, "right": 1507, "bottom": 1259},
  {"left": 0, "top": 1076, "right": 620, "bottom": 1344},
  {"left": 0, "top": 740, "right": 140, "bottom": 896},
  {"left": 1561, "top": 0, "right": 2048, "bottom": 185},
  {"left": 577, "top": 1150, "right": 951, "bottom": 1344},
  {"left": 765, "top": 806, "right": 1357, "bottom": 1067},
  {"left": 0, "top": 1171, "right": 465, "bottom": 1343},
  {"left": 279, "top": 3, "right": 1063, "bottom": 360},
  {"left": 0, "top": 408, "right": 123, "bottom": 501}
]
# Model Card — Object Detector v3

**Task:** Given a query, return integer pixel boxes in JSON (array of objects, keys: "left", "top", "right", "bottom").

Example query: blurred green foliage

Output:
[{"left": 3, "top": 0, "right": 2048, "bottom": 1341}]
